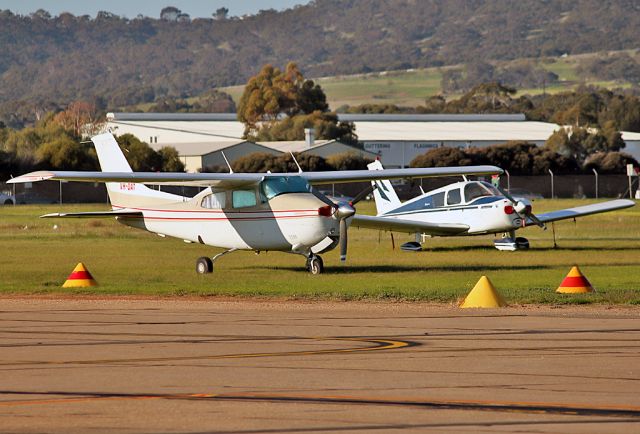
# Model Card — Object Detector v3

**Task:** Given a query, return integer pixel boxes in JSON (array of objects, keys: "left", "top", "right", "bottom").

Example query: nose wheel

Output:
[{"left": 306, "top": 255, "right": 324, "bottom": 275}]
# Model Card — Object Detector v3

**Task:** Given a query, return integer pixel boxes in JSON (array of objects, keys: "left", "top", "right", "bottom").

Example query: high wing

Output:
[
  {"left": 8, "top": 166, "right": 502, "bottom": 188},
  {"left": 351, "top": 214, "right": 470, "bottom": 236},
  {"left": 40, "top": 209, "right": 143, "bottom": 218},
  {"left": 525, "top": 199, "right": 635, "bottom": 226},
  {"left": 7, "top": 170, "right": 264, "bottom": 188}
]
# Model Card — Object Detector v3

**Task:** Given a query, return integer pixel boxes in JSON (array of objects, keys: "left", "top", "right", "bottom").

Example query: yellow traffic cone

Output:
[
  {"left": 62, "top": 263, "right": 98, "bottom": 288},
  {"left": 556, "top": 266, "right": 594, "bottom": 293},
  {"left": 460, "top": 276, "right": 507, "bottom": 308}
]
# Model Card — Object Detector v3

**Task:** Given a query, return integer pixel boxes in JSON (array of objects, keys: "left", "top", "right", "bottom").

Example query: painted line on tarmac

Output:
[
  {"left": 0, "top": 337, "right": 413, "bottom": 366},
  {"left": 2, "top": 390, "right": 640, "bottom": 418}
]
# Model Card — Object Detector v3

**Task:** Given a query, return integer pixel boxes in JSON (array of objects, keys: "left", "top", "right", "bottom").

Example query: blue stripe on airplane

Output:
[{"left": 383, "top": 196, "right": 503, "bottom": 216}]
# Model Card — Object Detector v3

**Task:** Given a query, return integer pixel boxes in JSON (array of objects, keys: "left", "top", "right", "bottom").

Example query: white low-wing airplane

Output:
[
  {"left": 8, "top": 133, "right": 503, "bottom": 274},
  {"left": 351, "top": 160, "right": 635, "bottom": 251}
]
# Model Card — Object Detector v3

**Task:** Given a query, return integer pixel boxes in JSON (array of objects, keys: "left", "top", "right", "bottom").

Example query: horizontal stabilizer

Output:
[
  {"left": 41, "top": 209, "right": 143, "bottom": 219},
  {"left": 351, "top": 214, "right": 469, "bottom": 236},
  {"left": 527, "top": 199, "right": 635, "bottom": 226}
]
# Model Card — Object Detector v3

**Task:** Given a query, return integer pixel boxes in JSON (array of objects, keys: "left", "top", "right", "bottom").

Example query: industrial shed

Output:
[
  {"left": 149, "top": 140, "right": 281, "bottom": 173},
  {"left": 105, "top": 112, "right": 640, "bottom": 169},
  {"left": 259, "top": 140, "right": 377, "bottom": 160}
]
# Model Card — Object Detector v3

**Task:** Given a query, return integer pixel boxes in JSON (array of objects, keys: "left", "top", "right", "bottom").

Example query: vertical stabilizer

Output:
[
  {"left": 367, "top": 160, "right": 401, "bottom": 215},
  {"left": 90, "top": 133, "right": 184, "bottom": 207}
]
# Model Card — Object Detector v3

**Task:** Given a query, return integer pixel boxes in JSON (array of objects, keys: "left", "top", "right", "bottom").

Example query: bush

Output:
[
  {"left": 583, "top": 152, "right": 639, "bottom": 174},
  {"left": 326, "top": 152, "right": 373, "bottom": 170},
  {"left": 229, "top": 152, "right": 332, "bottom": 173},
  {"left": 410, "top": 147, "right": 473, "bottom": 167}
]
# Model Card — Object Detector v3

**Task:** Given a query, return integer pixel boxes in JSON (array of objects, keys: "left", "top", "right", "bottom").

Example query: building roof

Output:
[
  {"left": 108, "top": 112, "right": 526, "bottom": 123},
  {"left": 105, "top": 112, "right": 640, "bottom": 144},
  {"left": 149, "top": 140, "right": 249, "bottom": 156},
  {"left": 108, "top": 112, "right": 238, "bottom": 122},
  {"left": 337, "top": 113, "right": 526, "bottom": 122},
  {"left": 257, "top": 140, "right": 334, "bottom": 153},
  {"left": 355, "top": 121, "right": 561, "bottom": 142}
]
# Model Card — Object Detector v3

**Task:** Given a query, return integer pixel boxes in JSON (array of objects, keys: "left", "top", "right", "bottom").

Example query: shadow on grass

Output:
[
  {"left": 251, "top": 264, "right": 556, "bottom": 274},
  {"left": 422, "top": 245, "right": 640, "bottom": 252}
]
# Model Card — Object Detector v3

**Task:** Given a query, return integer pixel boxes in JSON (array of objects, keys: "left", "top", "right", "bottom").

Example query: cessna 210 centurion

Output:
[
  {"left": 352, "top": 161, "right": 635, "bottom": 251},
  {"left": 9, "top": 133, "right": 503, "bottom": 274}
]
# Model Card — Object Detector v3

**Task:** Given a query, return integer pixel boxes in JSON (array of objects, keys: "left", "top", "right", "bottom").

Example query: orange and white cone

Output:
[
  {"left": 62, "top": 263, "right": 98, "bottom": 288},
  {"left": 556, "top": 266, "right": 594, "bottom": 293}
]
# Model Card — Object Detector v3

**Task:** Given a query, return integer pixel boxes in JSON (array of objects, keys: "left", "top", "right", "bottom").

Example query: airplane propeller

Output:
[
  {"left": 334, "top": 185, "right": 376, "bottom": 262},
  {"left": 497, "top": 186, "right": 545, "bottom": 228}
]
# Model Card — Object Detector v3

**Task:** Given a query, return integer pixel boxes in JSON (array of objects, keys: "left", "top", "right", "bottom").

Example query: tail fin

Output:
[
  {"left": 367, "top": 160, "right": 401, "bottom": 215},
  {"left": 91, "top": 133, "right": 184, "bottom": 207}
]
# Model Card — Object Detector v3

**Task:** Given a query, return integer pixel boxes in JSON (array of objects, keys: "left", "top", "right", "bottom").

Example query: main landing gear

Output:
[
  {"left": 305, "top": 254, "right": 324, "bottom": 275},
  {"left": 493, "top": 231, "right": 530, "bottom": 251},
  {"left": 195, "top": 248, "right": 238, "bottom": 274},
  {"left": 196, "top": 249, "right": 325, "bottom": 275}
]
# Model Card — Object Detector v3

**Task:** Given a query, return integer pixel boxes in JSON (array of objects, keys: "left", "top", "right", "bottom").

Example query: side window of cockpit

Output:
[
  {"left": 424, "top": 192, "right": 445, "bottom": 209},
  {"left": 432, "top": 192, "right": 445, "bottom": 208},
  {"left": 446, "top": 188, "right": 461, "bottom": 205},
  {"left": 464, "top": 183, "right": 487, "bottom": 202},
  {"left": 201, "top": 192, "right": 226, "bottom": 209},
  {"left": 232, "top": 190, "right": 257, "bottom": 208}
]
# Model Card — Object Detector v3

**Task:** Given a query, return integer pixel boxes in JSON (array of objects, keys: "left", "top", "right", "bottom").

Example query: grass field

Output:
[{"left": 1, "top": 199, "right": 639, "bottom": 304}]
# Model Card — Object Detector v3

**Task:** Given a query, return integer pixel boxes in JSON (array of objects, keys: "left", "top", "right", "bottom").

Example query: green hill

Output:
[{"left": 1, "top": 1, "right": 640, "bottom": 126}]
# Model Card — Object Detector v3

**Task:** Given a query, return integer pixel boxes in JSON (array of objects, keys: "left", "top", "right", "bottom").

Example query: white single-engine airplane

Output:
[
  {"left": 8, "top": 133, "right": 503, "bottom": 274},
  {"left": 351, "top": 161, "right": 635, "bottom": 251}
]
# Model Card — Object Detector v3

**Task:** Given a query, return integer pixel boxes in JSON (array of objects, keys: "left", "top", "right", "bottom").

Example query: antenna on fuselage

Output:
[
  {"left": 221, "top": 151, "right": 233, "bottom": 174},
  {"left": 290, "top": 152, "right": 303, "bottom": 173},
  {"left": 462, "top": 175, "right": 468, "bottom": 182}
]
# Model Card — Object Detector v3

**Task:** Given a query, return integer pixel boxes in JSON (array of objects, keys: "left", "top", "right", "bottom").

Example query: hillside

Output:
[{"left": 1, "top": 0, "right": 640, "bottom": 126}]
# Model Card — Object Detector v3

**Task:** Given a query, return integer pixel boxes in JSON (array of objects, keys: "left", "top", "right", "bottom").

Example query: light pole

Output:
[
  {"left": 548, "top": 169, "right": 554, "bottom": 199},
  {"left": 592, "top": 168, "right": 598, "bottom": 198}
]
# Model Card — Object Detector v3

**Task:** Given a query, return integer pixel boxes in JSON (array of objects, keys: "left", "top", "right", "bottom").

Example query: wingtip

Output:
[{"left": 7, "top": 171, "right": 55, "bottom": 184}]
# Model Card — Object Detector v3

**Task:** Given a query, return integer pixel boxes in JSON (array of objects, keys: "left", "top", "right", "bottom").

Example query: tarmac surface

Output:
[{"left": 1, "top": 297, "right": 640, "bottom": 433}]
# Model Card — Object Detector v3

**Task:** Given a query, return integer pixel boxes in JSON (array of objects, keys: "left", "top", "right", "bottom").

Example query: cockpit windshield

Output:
[
  {"left": 464, "top": 181, "right": 501, "bottom": 202},
  {"left": 261, "top": 176, "right": 311, "bottom": 200}
]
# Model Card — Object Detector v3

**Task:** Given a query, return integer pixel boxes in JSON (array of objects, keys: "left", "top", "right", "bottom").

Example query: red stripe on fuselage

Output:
[{"left": 112, "top": 204, "right": 319, "bottom": 214}]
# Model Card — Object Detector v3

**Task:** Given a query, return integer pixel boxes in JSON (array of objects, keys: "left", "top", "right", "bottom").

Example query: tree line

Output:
[
  {"left": 0, "top": 106, "right": 183, "bottom": 180},
  {"left": 2, "top": 62, "right": 639, "bottom": 181},
  {"left": 2, "top": 1, "right": 640, "bottom": 128}
]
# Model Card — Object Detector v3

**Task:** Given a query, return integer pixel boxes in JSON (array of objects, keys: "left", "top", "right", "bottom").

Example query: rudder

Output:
[{"left": 367, "top": 160, "right": 401, "bottom": 215}]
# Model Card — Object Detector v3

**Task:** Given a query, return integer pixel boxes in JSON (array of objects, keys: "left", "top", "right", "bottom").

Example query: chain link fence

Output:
[{"left": 1, "top": 174, "right": 638, "bottom": 205}]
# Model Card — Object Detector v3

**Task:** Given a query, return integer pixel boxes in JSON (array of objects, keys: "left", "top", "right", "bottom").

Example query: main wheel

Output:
[
  {"left": 196, "top": 257, "right": 213, "bottom": 274},
  {"left": 308, "top": 256, "right": 324, "bottom": 275}
]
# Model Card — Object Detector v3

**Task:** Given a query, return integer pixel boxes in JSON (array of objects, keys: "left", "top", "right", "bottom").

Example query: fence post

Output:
[
  {"left": 592, "top": 168, "right": 598, "bottom": 198},
  {"left": 548, "top": 169, "right": 554, "bottom": 199}
]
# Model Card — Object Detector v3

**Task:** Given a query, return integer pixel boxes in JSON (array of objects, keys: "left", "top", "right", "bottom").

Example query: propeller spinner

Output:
[
  {"left": 333, "top": 185, "right": 376, "bottom": 262},
  {"left": 498, "top": 186, "right": 545, "bottom": 228}
]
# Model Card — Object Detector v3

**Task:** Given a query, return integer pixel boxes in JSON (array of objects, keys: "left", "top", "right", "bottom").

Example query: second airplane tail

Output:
[{"left": 367, "top": 160, "right": 401, "bottom": 215}]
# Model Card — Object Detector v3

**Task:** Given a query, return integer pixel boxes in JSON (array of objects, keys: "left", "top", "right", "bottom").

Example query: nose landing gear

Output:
[{"left": 305, "top": 254, "right": 324, "bottom": 275}]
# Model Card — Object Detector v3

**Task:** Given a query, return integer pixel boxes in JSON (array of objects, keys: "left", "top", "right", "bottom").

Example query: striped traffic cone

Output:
[
  {"left": 62, "top": 263, "right": 98, "bottom": 288},
  {"left": 556, "top": 266, "right": 594, "bottom": 293}
]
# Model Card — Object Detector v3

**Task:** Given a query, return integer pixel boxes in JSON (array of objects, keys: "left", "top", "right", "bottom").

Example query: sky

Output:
[{"left": 0, "top": 0, "right": 311, "bottom": 18}]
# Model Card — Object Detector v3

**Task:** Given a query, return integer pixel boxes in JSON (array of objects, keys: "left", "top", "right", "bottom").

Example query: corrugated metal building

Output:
[{"left": 105, "top": 113, "right": 640, "bottom": 170}]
